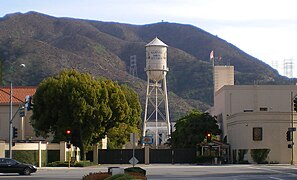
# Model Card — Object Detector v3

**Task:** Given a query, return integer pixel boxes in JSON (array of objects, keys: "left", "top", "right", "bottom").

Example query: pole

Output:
[
  {"left": 132, "top": 133, "right": 135, "bottom": 167},
  {"left": 291, "top": 92, "right": 296, "bottom": 165},
  {"left": 68, "top": 141, "right": 70, "bottom": 168},
  {"left": 6, "top": 64, "right": 25, "bottom": 159},
  {"left": 9, "top": 81, "right": 12, "bottom": 158},
  {"left": 155, "top": 82, "right": 158, "bottom": 149}
]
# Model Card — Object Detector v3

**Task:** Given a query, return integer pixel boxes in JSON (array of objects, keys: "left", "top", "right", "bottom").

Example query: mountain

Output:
[{"left": 0, "top": 12, "right": 291, "bottom": 120}]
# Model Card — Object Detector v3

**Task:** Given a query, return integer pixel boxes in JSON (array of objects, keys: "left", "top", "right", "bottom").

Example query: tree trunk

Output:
[{"left": 79, "top": 145, "right": 86, "bottom": 161}]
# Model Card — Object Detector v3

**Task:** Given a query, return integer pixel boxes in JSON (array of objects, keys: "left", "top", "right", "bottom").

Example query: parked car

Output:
[{"left": 0, "top": 158, "right": 37, "bottom": 175}]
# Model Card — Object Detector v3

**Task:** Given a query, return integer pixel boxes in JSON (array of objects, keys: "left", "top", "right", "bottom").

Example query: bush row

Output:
[{"left": 47, "top": 160, "right": 96, "bottom": 167}]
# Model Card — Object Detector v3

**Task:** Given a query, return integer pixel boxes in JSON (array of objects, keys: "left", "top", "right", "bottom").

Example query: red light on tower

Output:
[{"left": 66, "top": 130, "right": 71, "bottom": 135}]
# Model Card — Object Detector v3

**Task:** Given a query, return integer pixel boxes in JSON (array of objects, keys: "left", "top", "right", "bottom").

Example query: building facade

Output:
[
  {"left": 0, "top": 87, "right": 37, "bottom": 141},
  {"left": 214, "top": 85, "right": 297, "bottom": 163}
]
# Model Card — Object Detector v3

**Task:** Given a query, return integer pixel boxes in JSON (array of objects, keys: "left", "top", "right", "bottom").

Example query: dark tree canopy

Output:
[
  {"left": 170, "top": 110, "right": 221, "bottom": 148},
  {"left": 31, "top": 69, "right": 141, "bottom": 158}
]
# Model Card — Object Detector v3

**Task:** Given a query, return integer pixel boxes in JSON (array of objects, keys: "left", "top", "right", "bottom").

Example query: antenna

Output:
[
  {"left": 283, "top": 59, "right": 293, "bottom": 78},
  {"left": 129, "top": 55, "right": 138, "bottom": 79},
  {"left": 271, "top": 60, "right": 278, "bottom": 70}
]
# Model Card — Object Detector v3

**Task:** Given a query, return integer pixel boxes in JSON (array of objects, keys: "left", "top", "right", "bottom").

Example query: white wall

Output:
[{"left": 214, "top": 85, "right": 297, "bottom": 163}]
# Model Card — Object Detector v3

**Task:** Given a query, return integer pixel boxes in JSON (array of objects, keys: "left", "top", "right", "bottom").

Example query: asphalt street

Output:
[{"left": 0, "top": 164, "right": 297, "bottom": 179}]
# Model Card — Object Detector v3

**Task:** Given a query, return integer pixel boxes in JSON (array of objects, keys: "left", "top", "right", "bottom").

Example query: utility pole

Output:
[
  {"left": 9, "top": 81, "right": 13, "bottom": 158},
  {"left": 291, "top": 92, "right": 297, "bottom": 165},
  {"left": 7, "top": 63, "right": 26, "bottom": 158}
]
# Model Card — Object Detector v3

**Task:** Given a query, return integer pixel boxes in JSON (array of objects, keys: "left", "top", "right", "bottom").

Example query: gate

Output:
[
  {"left": 150, "top": 148, "right": 196, "bottom": 163},
  {"left": 150, "top": 149, "right": 172, "bottom": 163},
  {"left": 173, "top": 148, "right": 196, "bottom": 163},
  {"left": 98, "top": 149, "right": 144, "bottom": 164},
  {"left": 97, "top": 148, "right": 196, "bottom": 164}
]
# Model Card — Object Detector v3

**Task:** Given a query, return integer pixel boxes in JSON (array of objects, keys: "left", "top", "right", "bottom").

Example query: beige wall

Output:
[
  {"left": 0, "top": 104, "right": 43, "bottom": 141},
  {"left": 216, "top": 85, "right": 296, "bottom": 114},
  {"left": 213, "top": 66, "right": 234, "bottom": 93},
  {"left": 227, "top": 112, "right": 296, "bottom": 163},
  {"left": 0, "top": 141, "right": 80, "bottom": 165},
  {"left": 214, "top": 85, "right": 297, "bottom": 164},
  {"left": 0, "top": 104, "right": 37, "bottom": 141}
]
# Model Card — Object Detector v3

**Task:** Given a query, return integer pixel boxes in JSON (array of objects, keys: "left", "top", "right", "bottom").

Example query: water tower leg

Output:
[
  {"left": 163, "top": 74, "right": 171, "bottom": 136},
  {"left": 155, "top": 82, "right": 158, "bottom": 148},
  {"left": 142, "top": 75, "right": 150, "bottom": 139}
]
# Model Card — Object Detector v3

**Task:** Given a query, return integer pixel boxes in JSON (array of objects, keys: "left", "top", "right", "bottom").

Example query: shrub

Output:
[
  {"left": 124, "top": 167, "right": 146, "bottom": 176},
  {"left": 74, "top": 161, "right": 96, "bottom": 167},
  {"left": 196, "top": 156, "right": 213, "bottom": 164},
  {"left": 47, "top": 161, "right": 68, "bottom": 167},
  {"left": 47, "top": 160, "right": 95, "bottom": 167},
  {"left": 250, "top": 149, "right": 270, "bottom": 164},
  {"left": 105, "top": 173, "right": 134, "bottom": 180},
  {"left": 82, "top": 172, "right": 111, "bottom": 180},
  {"left": 47, "top": 150, "right": 60, "bottom": 163},
  {"left": 11, "top": 150, "right": 47, "bottom": 166}
]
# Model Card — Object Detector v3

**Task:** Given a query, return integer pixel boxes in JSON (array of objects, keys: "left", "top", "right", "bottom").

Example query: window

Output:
[
  {"left": 244, "top": 109, "right": 253, "bottom": 112},
  {"left": 253, "top": 127, "right": 263, "bottom": 141},
  {"left": 260, "top": 107, "right": 268, "bottom": 111}
]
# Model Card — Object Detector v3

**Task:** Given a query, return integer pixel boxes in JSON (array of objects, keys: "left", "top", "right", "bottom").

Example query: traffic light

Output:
[
  {"left": 19, "top": 106, "right": 25, "bottom": 117},
  {"left": 66, "top": 143, "right": 71, "bottom": 149},
  {"left": 25, "top": 95, "right": 33, "bottom": 111},
  {"left": 207, "top": 133, "right": 212, "bottom": 143},
  {"left": 294, "top": 97, "right": 297, "bottom": 112},
  {"left": 286, "top": 131, "right": 292, "bottom": 141},
  {"left": 66, "top": 130, "right": 71, "bottom": 135},
  {"left": 12, "top": 127, "right": 18, "bottom": 139}
]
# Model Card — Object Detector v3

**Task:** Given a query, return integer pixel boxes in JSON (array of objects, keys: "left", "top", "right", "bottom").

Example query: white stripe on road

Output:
[
  {"left": 250, "top": 166, "right": 297, "bottom": 177},
  {"left": 269, "top": 177, "right": 284, "bottom": 180}
]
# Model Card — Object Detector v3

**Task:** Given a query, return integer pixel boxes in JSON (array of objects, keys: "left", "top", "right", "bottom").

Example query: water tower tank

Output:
[{"left": 145, "top": 37, "right": 168, "bottom": 82}]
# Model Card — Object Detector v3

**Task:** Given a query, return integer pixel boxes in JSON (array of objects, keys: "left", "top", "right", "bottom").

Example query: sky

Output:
[{"left": 1, "top": 0, "right": 296, "bottom": 77}]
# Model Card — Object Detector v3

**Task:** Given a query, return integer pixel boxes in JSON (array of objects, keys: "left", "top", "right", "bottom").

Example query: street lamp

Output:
[{"left": 8, "top": 63, "right": 25, "bottom": 158}]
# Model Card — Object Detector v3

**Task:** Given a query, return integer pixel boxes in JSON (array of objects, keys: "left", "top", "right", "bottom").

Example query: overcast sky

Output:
[{"left": 1, "top": 0, "right": 296, "bottom": 77}]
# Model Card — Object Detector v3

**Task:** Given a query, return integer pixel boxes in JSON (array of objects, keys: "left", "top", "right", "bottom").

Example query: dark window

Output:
[
  {"left": 253, "top": 127, "right": 263, "bottom": 141},
  {"left": 260, "top": 107, "right": 268, "bottom": 111},
  {"left": 244, "top": 109, "right": 253, "bottom": 112}
]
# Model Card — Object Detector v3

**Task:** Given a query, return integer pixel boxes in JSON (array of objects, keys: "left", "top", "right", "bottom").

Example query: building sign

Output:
[{"left": 142, "top": 135, "right": 153, "bottom": 144}]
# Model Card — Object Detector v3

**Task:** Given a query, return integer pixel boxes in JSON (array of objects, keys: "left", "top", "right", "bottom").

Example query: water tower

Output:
[{"left": 142, "top": 37, "right": 171, "bottom": 148}]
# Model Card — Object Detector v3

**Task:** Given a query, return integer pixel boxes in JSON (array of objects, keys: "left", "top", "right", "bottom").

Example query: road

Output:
[
  {"left": 146, "top": 164, "right": 297, "bottom": 179},
  {"left": 0, "top": 164, "right": 297, "bottom": 179}
]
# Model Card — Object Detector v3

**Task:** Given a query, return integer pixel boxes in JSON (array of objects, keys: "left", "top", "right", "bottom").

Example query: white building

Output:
[{"left": 213, "top": 66, "right": 297, "bottom": 164}]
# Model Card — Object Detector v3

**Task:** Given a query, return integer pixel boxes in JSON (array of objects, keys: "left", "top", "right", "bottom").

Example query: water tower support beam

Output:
[
  {"left": 142, "top": 74, "right": 150, "bottom": 138},
  {"left": 163, "top": 73, "right": 171, "bottom": 136}
]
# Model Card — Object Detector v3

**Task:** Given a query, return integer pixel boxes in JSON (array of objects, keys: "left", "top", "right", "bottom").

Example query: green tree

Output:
[
  {"left": 31, "top": 69, "right": 138, "bottom": 159},
  {"left": 107, "top": 85, "right": 142, "bottom": 149},
  {"left": 169, "top": 110, "right": 221, "bottom": 148}
]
